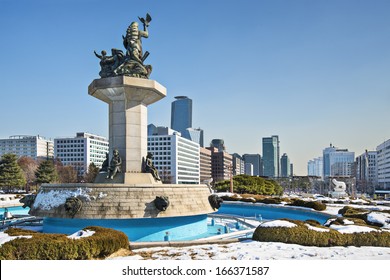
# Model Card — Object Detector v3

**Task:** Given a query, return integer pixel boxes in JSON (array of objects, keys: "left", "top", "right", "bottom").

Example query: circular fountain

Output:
[{"left": 29, "top": 14, "right": 217, "bottom": 242}]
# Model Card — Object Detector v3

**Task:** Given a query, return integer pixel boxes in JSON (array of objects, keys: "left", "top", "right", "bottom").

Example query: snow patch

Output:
[
  {"left": 260, "top": 220, "right": 297, "bottom": 228},
  {"left": 367, "top": 212, "right": 390, "bottom": 228},
  {"left": 33, "top": 188, "right": 92, "bottom": 210},
  {"left": 67, "top": 230, "right": 95, "bottom": 239},
  {"left": 330, "top": 224, "right": 379, "bottom": 234},
  {"left": 305, "top": 224, "right": 330, "bottom": 232},
  {"left": 0, "top": 232, "right": 32, "bottom": 246}
]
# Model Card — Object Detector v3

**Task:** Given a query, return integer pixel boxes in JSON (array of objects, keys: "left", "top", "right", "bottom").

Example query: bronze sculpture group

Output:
[{"left": 94, "top": 14, "right": 152, "bottom": 79}]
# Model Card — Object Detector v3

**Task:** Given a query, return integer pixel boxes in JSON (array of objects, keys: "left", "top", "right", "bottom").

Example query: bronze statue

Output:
[
  {"left": 100, "top": 152, "right": 109, "bottom": 172},
  {"left": 142, "top": 152, "right": 161, "bottom": 181},
  {"left": 94, "top": 14, "right": 152, "bottom": 79},
  {"left": 106, "top": 149, "right": 122, "bottom": 179}
]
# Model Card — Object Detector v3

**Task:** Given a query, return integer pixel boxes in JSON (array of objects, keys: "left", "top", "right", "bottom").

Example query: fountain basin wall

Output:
[{"left": 30, "top": 183, "right": 215, "bottom": 219}]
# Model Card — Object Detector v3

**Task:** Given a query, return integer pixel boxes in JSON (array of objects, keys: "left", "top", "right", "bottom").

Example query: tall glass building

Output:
[
  {"left": 262, "top": 135, "right": 279, "bottom": 178},
  {"left": 322, "top": 144, "right": 355, "bottom": 178},
  {"left": 170, "top": 96, "right": 192, "bottom": 135},
  {"left": 280, "top": 153, "right": 290, "bottom": 178}
]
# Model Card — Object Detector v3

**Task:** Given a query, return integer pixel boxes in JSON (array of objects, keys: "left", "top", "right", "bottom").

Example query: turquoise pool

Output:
[
  {"left": 216, "top": 202, "right": 331, "bottom": 224},
  {"left": 1, "top": 202, "right": 332, "bottom": 241}
]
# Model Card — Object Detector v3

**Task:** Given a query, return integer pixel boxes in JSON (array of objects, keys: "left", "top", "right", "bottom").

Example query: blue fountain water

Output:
[{"left": 1, "top": 202, "right": 332, "bottom": 241}]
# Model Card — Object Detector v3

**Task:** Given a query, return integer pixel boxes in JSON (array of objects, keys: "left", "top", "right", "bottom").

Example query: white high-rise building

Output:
[
  {"left": 0, "top": 135, "right": 54, "bottom": 160},
  {"left": 147, "top": 127, "right": 200, "bottom": 184},
  {"left": 54, "top": 132, "right": 109, "bottom": 176},
  {"left": 307, "top": 157, "right": 323, "bottom": 178},
  {"left": 356, "top": 150, "right": 377, "bottom": 194},
  {"left": 323, "top": 144, "right": 354, "bottom": 178},
  {"left": 377, "top": 139, "right": 390, "bottom": 189}
]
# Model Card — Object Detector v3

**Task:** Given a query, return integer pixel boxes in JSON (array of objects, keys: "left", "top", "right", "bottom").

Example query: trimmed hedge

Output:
[
  {"left": 0, "top": 226, "right": 129, "bottom": 260},
  {"left": 288, "top": 199, "right": 327, "bottom": 211},
  {"left": 252, "top": 219, "right": 390, "bottom": 247}
]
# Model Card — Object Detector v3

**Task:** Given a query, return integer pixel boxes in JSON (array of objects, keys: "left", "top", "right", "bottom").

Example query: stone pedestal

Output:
[{"left": 88, "top": 76, "right": 166, "bottom": 182}]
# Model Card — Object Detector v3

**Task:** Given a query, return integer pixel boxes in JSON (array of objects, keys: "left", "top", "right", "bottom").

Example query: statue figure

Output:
[
  {"left": 94, "top": 14, "right": 152, "bottom": 79},
  {"left": 100, "top": 152, "right": 109, "bottom": 172},
  {"left": 94, "top": 49, "right": 125, "bottom": 78},
  {"left": 106, "top": 149, "right": 122, "bottom": 179},
  {"left": 142, "top": 152, "right": 161, "bottom": 181}
]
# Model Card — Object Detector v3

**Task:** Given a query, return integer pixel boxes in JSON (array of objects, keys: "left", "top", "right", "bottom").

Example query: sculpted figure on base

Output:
[
  {"left": 142, "top": 152, "right": 161, "bottom": 182},
  {"left": 106, "top": 149, "right": 122, "bottom": 179},
  {"left": 94, "top": 14, "right": 152, "bottom": 79}
]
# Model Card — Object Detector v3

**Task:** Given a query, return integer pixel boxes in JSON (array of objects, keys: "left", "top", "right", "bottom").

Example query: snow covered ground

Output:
[{"left": 2, "top": 193, "right": 390, "bottom": 261}]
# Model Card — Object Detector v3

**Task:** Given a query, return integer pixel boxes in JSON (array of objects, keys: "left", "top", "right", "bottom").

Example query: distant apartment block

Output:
[
  {"left": 377, "top": 139, "right": 390, "bottom": 189},
  {"left": 0, "top": 135, "right": 54, "bottom": 160},
  {"left": 54, "top": 132, "right": 109, "bottom": 176},
  {"left": 148, "top": 127, "right": 200, "bottom": 184},
  {"left": 231, "top": 153, "right": 245, "bottom": 175},
  {"left": 200, "top": 147, "right": 212, "bottom": 184},
  {"left": 307, "top": 157, "right": 323, "bottom": 178},
  {"left": 356, "top": 150, "right": 377, "bottom": 194},
  {"left": 207, "top": 147, "right": 233, "bottom": 183}
]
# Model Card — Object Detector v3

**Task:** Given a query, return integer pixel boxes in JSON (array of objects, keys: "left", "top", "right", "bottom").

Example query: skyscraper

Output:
[
  {"left": 262, "top": 135, "right": 279, "bottom": 178},
  {"left": 280, "top": 153, "right": 290, "bottom": 178},
  {"left": 170, "top": 96, "right": 192, "bottom": 135},
  {"left": 322, "top": 144, "right": 355, "bottom": 178}
]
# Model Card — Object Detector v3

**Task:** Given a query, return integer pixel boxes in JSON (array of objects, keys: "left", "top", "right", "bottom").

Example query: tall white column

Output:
[{"left": 88, "top": 76, "right": 166, "bottom": 173}]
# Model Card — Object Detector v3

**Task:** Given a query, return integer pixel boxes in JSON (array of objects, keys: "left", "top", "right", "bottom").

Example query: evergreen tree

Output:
[
  {"left": 0, "top": 153, "right": 27, "bottom": 190},
  {"left": 84, "top": 162, "right": 100, "bottom": 183},
  {"left": 35, "top": 160, "right": 58, "bottom": 184}
]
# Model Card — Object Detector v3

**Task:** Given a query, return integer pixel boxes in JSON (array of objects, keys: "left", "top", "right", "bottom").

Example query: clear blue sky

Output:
[{"left": 1, "top": 0, "right": 390, "bottom": 175}]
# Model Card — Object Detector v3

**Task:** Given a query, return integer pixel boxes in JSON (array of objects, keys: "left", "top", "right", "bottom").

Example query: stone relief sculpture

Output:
[
  {"left": 19, "top": 194, "right": 36, "bottom": 209},
  {"left": 142, "top": 152, "right": 161, "bottom": 181},
  {"left": 106, "top": 149, "right": 122, "bottom": 179},
  {"left": 208, "top": 194, "right": 223, "bottom": 210},
  {"left": 94, "top": 13, "right": 152, "bottom": 79},
  {"left": 154, "top": 196, "right": 170, "bottom": 211},
  {"left": 64, "top": 197, "right": 82, "bottom": 218}
]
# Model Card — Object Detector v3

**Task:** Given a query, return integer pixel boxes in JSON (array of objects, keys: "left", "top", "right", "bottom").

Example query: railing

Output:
[{"left": 0, "top": 215, "right": 43, "bottom": 231}]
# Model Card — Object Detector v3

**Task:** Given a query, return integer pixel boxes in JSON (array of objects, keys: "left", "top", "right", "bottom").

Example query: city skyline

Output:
[{"left": 1, "top": 0, "right": 390, "bottom": 175}]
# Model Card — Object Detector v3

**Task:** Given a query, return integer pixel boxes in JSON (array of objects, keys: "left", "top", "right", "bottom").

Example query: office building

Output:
[
  {"left": 322, "top": 144, "right": 355, "bottom": 178},
  {"left": 242, "top": 154, "right": 262, "bottom": 176},
  {"left": 148, "top": 127, "right": 200, "bottom": 184},
  {"left": 262, "top": 135, "right": 280, "bottom": 178},
  {"left": 307, "top": 157, "right": 323, "bottom": 178},
  {"left": 54, "top": 132, "right": 109, "bottom": 176},
  {"left": 182, "top": 128, "right": 204, "bottom": 147},
  {"left": 210, "top": 139, "right": 226, "bottom": 152},
  {"left": 280, "top": 153, "right": 290, "bottom": 178},
  {"left": 356, "top": 150, "right": 377, "bottom": 194},
  {"left": 245, "top": 163, "right": 253, "bottom": 176},
  {"left": 200, "top": 147, "right": 212, "bottom": 184},
  {"left": 170, "top": 96, "right": 192, "bottom": 135},
  {"left": 206, "top": 147, "right": 233, "bottom": 183},
  {"left": 0, "top": 135, "right": 54, "bottom": 160},
  {"left": 231, "top": 153, "right": 245, "bottom": 175},
  {"left": 377, "top": 139, "right": 390, "bottom": 189}
]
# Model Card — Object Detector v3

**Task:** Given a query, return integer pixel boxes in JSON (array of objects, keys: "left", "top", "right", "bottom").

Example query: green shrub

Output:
[
  {"left": 288, "top": 199, "right": 326, "bottom": 211},
  {"left": 252, "top": 219, "right": 390, "bottom": 247},
  {"left": 0, "top": 226, "right": 129, "bottom": 260},
  {"left": 256, "top": 197, "right": 283, "bottom": 205},
  {"left": 338, "top": 206, "right": 368, "bottom": 216}
]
